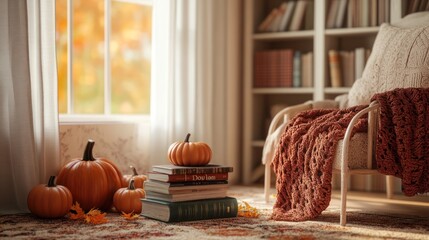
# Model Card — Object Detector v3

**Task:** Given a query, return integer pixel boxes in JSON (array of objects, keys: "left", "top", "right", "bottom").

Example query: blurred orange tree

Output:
[{"left": 56, "top": 0, "right": 152, "bottom": 114}]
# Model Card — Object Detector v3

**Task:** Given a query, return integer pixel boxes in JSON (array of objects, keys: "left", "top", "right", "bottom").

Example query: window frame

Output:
[{"left": 59, "top": 0, "right": 152, "bottom": 124}]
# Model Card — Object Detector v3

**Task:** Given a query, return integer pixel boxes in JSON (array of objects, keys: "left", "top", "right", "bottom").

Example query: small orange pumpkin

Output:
[
  {"left": 56, "top": 139, "right": 123, "bottom": 212},
  {"left": 27, "top": 176, "right": 73, "bottom": 218},
  {"left": 113, "top": 179, "right": 145, "bottom": 214},
  {"left": 122, "top": 166, "right": 147, "bottom": 188},
  {"left": 168, "top": 133, "right": 212, "bottom": 166}
]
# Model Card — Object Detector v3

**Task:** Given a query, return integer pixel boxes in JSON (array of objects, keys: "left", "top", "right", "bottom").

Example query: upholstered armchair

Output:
[{"left": 262, "top": 11, "right": 429, "bottom": 226}]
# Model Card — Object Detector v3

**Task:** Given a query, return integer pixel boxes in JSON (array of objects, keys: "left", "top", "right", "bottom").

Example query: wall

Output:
[{"left": 59, "top": 122, "right": 153, "bottom": 176}]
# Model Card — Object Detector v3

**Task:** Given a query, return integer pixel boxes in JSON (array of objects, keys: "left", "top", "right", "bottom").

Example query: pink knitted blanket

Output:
[
  {"left": 371, "top": 88, "right": 429, "bottom": 196},
  {"left": 271, "top": 105, "right": 368, "bottom": 221}
]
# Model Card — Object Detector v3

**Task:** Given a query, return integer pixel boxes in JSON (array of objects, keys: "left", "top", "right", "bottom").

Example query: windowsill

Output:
[{"left": 59, "top": 114, "right": 150, "bottom": 125}]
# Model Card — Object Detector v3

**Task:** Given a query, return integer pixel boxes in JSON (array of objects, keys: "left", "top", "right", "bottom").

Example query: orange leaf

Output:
[
  {"left": 121, "top": 211, "right": 139, "bottom": 220},
  {"left": 85, "top": 208, "right": 108, "bottom": 224},
  {"left": 69, "top": 202, "right": 86, "bottom": 220}
]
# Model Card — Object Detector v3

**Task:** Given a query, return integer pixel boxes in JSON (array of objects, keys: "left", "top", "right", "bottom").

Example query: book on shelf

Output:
[
  {"left": 327, "top": 0, "right": 340, "bottom": 29},
  {"left": 339, "top": 51, "right": 355, "bottom": 87},
  {"left": 328, "top": 50, "right": 343, "bottom": 87},
  {"left": 144, "top": 180, "right": 228, "bottom": 195},
  {"left": 278, "top": 1, "right": 296, "bottom": 31},
  {"left": 327, "top": 0, "right": 397, "bottom": 28},
  {"left": 145, "top": 188, "right": 228, "bottom": 202},
  {"left": 289, "top": 0, "right": 308, "bottom": 31},
  {"left": 258, "top": 8, "right": 278, "bottom": 32},
  {"left": 354, "top": 47, "right": 365, "bottom": 80},
  {"left": 360, "top": 0, "right": 369, "bottom": 27},
  {"left": 279, "top": 49, "right": 294, "bottom": 87},
  {"left": 304, "top": 0, "right": 314, "bottom": 30},
  {"left": 254, "top": 49, "right": 293, "bottom": 88},
  {"left": 141, "top": 197, "right": 238, "bottom": 222},
  {"left": 293, "top": 51, "right": 301, "bottom": 87},
  {"left": 335, "top": 0, "right": 348, "bottom": 28},
  {"left": 151, "top": 164, "right": 233, "bottom": 175},
  {"left": 257, "top": 0, "right": 313, "bottom": 32},
  {"left": 148, "top": 172, "right": 229, "bottom": 182},
  {"left": 269, "top": 2, "right": 287, "bottom": 32},
  {"left": 301, "top": 51, "right": 313, "bottom": 88}
]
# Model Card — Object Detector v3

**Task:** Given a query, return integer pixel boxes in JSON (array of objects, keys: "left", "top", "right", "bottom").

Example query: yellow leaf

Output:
[
  {"left": 238, "top": 201, "right": 259, "bottom": 218},
  {"left": 121, "top": 211, "right": 140, "bottom": 220}
]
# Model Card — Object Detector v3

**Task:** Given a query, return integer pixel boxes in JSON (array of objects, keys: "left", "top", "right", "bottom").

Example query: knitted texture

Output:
[
  {"left": 371, "top": 88, "right": 429, "bottom": 196},
  {"left": 347, "top": 23, "right": 429, "bottom": 107},
  {"left": 271, "top": 106, "right": 367, "bottom": 221}
]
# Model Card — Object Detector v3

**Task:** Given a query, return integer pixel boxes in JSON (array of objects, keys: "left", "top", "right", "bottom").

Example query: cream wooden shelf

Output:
[
  {"left": 251, "top": 140, "right": 265, "bottom": 148},
  {"left": 324, "top": 87, "right": 351, "bottom": 94},
  {"left": 325, "top": 27, "right": 379, "bottom": 36},
  {"left": 253, "top": 30, "right": 314, "bottom": 41},
  {"left": 253, "top": 87, "right": 314, "bottom": 94}
]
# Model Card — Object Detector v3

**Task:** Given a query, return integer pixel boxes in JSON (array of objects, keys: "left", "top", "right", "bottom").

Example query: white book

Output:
[
  {"left": 278, "top": 1, "right": 296, "bottom": 31},
  {"left": 355, "top": 47, "right": 365, "bottom": 80},
  {"left": 384, "top": 0, "right": 390, "bottom": 23},
  {"left": 361, "top": 0, "right": 369, "bottom": 27},
  {"left": 289, "top": 0, "right": 308, "bottom": 31},
  {"left": 269, "top": 3, "right": 287, "bottom": 32},
  {"left": 327, "top": 0, "right": 340, "bottom": 29},
  {"left": 335, "top": 0, "right": 348, "bottom": 28}
]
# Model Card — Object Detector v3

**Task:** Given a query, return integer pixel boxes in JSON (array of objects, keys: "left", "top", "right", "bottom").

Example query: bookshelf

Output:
[{"left": 242, "top": 0, "right": 412, "bottom": 184}]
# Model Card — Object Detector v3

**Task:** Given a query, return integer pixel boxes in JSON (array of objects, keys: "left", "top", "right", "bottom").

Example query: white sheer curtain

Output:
[
  {"left": 0, "top": 0, "right": 60, "bottom": 214},
  {"left": 150, "top": 0, "right": 242, "bottom": 183}
]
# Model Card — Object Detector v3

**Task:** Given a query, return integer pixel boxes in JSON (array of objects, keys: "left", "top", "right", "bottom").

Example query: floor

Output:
[{"left": 251, "top": 184, "right": 429, "bottom": 218}]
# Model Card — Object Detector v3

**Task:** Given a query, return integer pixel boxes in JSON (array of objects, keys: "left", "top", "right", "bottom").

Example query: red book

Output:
[{"left": 148, "top": 172, "right": 229, "bottom": 183}]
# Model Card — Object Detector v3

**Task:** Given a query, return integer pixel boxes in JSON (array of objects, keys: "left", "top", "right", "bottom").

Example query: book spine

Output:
[
  {"left": 293, "top": 51, "right": 301, "bottom": 88},
  {"left": 169, "top": 180, "right": 228, "bottom": 187},
  {"left": 328, "top": 50, "right": 342, "bottom": 87},
  {"left": 170, "top": 167, "right": 233, "bottom": 175},
  {"left": 167, "top": 173, "right": 229, "bottom": 182},
  {"left": 168, "top": 198, "right": 238, "bottom": 222}
]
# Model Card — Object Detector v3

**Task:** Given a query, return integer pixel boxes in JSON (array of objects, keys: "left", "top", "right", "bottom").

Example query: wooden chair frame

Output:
[{"left": 263, "top": 100, "right": 394, "bottom": 226}]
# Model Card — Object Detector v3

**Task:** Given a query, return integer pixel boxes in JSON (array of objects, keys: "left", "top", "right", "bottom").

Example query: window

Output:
[{"left": 55, "top": 0, "right": 152, "bottom": 119}]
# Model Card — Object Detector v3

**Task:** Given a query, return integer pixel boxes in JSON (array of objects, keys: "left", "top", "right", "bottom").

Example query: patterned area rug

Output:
[{"left": 1, "top": 185, "right": 429, "bottom": 240}]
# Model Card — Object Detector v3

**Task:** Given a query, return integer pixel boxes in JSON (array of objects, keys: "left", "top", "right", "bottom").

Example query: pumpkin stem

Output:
[
  {"left": 128, "top": 179, "right": 136, "bottom": 190},
  {"left": 184, "top": 133, "right": 191, "bottom": 143},
  {"left": 47, "top": 176, "right": 56, "bottom": 187},
  {"left": 130, "top": 166, "right": 138, "bottom": 176},
  {"left": 82, "top": 139, "right": 96, "bottom": 161}
]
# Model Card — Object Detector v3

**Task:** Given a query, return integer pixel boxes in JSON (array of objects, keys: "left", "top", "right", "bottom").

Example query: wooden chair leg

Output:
[
  {"left": 386, "top": 175, "right": 394, "bottom": 199},
  {"left": 340, "top": 170, "right": 348, "bottom": 226},
  {"left": 264, "top": 163, "right": 271, "bottom": 203}
]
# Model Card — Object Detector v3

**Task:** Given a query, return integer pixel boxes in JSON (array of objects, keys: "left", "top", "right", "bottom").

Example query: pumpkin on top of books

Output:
[{"left": 168, "top": 133, "right": 212, "bottom": 166}]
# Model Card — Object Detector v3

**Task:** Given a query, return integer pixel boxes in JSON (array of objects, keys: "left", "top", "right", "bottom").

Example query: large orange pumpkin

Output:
[
  {"left": 27, "top": 176, "right": 73, "bottom": 218},
  {"left": 113, "top": 179, "right": 145, "bottom": 214},
  {"left": 56, "top": 139, "right": 123, "bottom": 212},
  {"left": 122, "top": 166, "right": 147, "bottom": 188},
  {"left": 168, "top": 133, "right": 212, "bottom": 166}
]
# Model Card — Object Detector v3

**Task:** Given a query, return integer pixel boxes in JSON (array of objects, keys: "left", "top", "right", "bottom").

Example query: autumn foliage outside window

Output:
[{"left": 56, "top": 0, "right": 152, "bottom": 115}]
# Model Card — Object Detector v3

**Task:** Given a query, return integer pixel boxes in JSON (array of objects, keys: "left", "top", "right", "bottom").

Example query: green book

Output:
[{"left": 141, "top": 197, "right": 238, "bottom": 222}]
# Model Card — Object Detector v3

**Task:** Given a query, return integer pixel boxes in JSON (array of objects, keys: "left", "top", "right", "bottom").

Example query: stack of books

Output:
[{"left": 141, "top": 164, "right": 237, "bottom": 222}]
